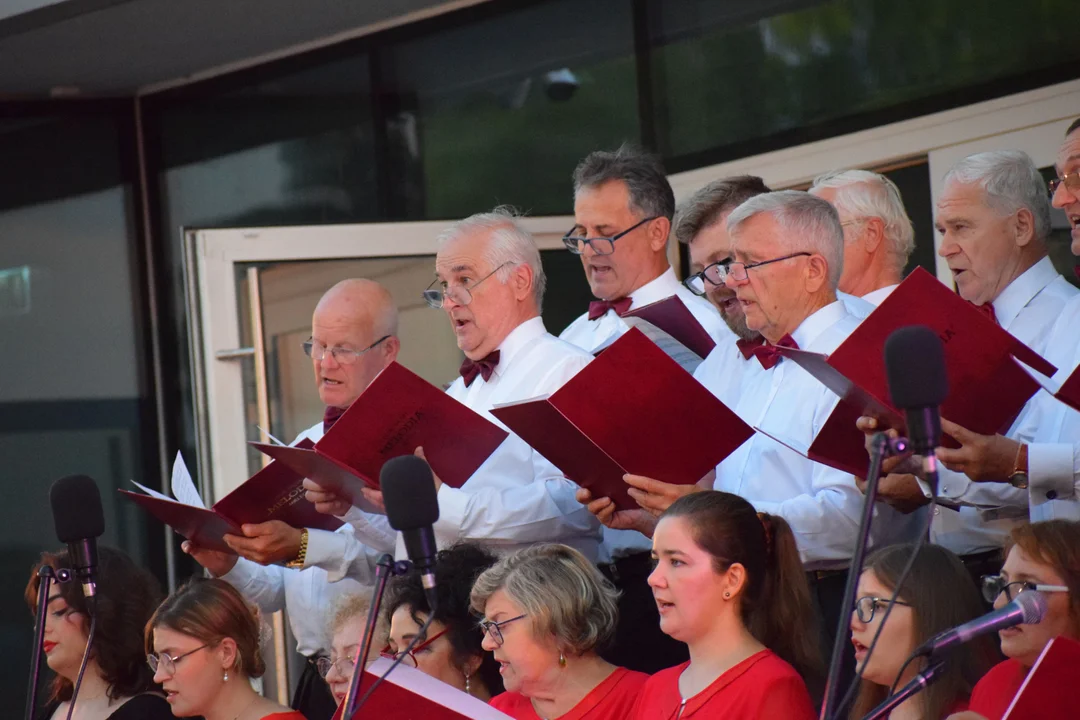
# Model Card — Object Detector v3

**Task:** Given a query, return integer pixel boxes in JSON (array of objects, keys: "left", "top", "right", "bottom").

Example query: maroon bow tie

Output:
[
  {"left": 748, "top": 334, "right": 799, "bottom": 369},
  {"left": 588, "top": 297, "right": 633, "bottom": 321},
  {"left": 736, "top": 336, "right": 766, "bottom": 360},
  {"left": 969, "top": 301, "right": 999, "bottom": 326},
  {"left": 460, "top": 350, "right": 501, "bottom": 387},
  {"left": 323, "top": 405, "right": 346, "bottom": 433}
]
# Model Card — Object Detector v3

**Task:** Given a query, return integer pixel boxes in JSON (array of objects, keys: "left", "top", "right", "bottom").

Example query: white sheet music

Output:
[
  {"left": 363, "top": 656, "right": 514, "bottom": 719},
  {"left": 170, "top": 452, "right": 207, "bottom": 509}
]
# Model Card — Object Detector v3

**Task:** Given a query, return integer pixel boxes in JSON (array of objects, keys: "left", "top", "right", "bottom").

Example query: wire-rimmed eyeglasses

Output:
[
  {"left": 1049, "top": 171, "right": 1080, "bottom": 197},
  {"left": 422, "top": 262, "right": 513, "bottom": 309},
  {"left": 147, "top": 644, "right": 209, "bottom": 676},
  {"left": 561, "top": 216, "right": 658, "bottom": 256},
  {"left": 302, "top": 335, "right": 390, "bottom": 365},
  {"left": 981, "top": 574, "right": 1069, "bottom": 605}
]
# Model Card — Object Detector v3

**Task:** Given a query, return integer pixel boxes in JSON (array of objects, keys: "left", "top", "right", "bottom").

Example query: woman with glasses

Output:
[
  {"left": 962, "top": 520, "right": 1079, "bottom": 720},
  {"left": 470, "top": 543, "right": 647, "bottom": 720},
  {"left": 381, "top": 543, "right": 501, "bottom": 700},
  {"left": 849, "top": 544, "right": 997, "bottom": 719},
  {"left": 631, "top": 491, "right": 819, "bottom": 719},
  {"left": 25, "top": 546, "right": 173, "bottom": 720},
  {"left": 319, "top": 592, "right": 385, "bottom": 708},
  {"left": 146, "top": 578, "right": 304, "bottom": 719}
]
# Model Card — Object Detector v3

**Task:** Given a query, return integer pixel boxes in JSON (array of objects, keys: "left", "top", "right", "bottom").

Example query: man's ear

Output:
[
  {"left": 648, "top": 217, "right": 672, "bottom": 253},
  {"left": 804, "top": 254, "right": 830, "bottom": 294},
  {"left": 510, "top": 263, "right": 534, "bottom": 302},
  {"left": 1011, "top": 207, "right": 1036, "bottom": 248}
]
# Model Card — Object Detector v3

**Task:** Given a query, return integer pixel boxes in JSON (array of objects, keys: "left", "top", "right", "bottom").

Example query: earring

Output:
[
  {"left": 558, "top": 652, "right": 566, "bottom": 667},
  {"left": 723, "top": 591, "right": 731, "bottom": 600},
  {"left": 464, "top": 673, "right": 472, "bottom": 696},
  {"left": 223, "top": 670, "right": 229, "bottom": 682}
]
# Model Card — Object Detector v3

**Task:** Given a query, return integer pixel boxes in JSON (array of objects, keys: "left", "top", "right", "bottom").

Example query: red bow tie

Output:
[
  {"left": 588, "top": 297, "right": 633, "bottom": 321},
  {"left": 460, "top": 350, "right": 501, "bottom": 387},
  {"left": 323, "top": 405, "right": 346, "bottom": 433},
  {"left": 736, "top": 336, "right": 765, "bottom": 360},
  {"left": 747, "top": 334, "right": 799, "bottom": 369},
  {"left": 969, "top": 301, "right": 999, "bottom": 326}
]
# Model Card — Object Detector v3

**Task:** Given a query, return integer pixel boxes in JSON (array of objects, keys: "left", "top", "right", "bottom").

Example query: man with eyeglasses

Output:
[
  {"left": 858, "top": 149, "right": 1079, "bottom": 581},
  {"left": 183, "top": 278, "right": 399, "bottom": 720}
]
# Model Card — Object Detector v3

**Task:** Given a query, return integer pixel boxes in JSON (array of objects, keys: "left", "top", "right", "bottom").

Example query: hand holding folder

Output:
[{"left": 491, "top": 328, "right": 751, "bottom": 511}]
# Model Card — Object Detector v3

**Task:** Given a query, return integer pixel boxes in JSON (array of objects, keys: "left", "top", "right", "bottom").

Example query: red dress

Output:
[
  {"left": 264, "top": 713, "right": 308, "bottom": 719},
  {"left": 968, "top": 659, "right": 1026, "bottom": 720},
  {"left": 490, "top": 667, "right": 649, "bottom": 720},
  {"left": 630, "top": 649, "right": 815, "bottom": 719}
]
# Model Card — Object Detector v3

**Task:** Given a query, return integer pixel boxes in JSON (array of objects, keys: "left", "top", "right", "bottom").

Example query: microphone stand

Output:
[
  {"left": 819, "top": 432, "right": 900, "bottom": 720},
  {"left": 341, "top": 554, "right": 409, "bottom": 719},
  {"left": 25, "top": 565, "right": 58, "bottom": 720},
  {"left": 862, "top": 660, "right": 945, "bottom": 720}
]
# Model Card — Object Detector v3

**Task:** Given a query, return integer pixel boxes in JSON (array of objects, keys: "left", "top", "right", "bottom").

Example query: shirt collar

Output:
[
  {"left": 791, "top": 299, "right": 848, "bottom": 349},
  {"left": 862, "top": 284, "right": 899, "bottom": 306},
  {"left": 992, "top": 256, "right": 1059, "bottom": 329},
  {"left": 493, "top": 316, "right": 546, "bottom": 375},
  {"left": 627, "top": 267, "right": 679, "bottom": 309}
]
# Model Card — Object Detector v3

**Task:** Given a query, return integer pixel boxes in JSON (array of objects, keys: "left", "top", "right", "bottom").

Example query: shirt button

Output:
[
  {"left": 1046, "top": 490, "right": 1058, "bottom": 500},
  {"left": 933, "top": 508, "right": 940, "bottom": 516}
]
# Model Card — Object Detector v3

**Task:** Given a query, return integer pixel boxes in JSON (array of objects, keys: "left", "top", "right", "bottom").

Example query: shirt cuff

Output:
[
  {"left": 434, "top": 485, "right": 468, "bottom": 542},
  {"left": 220, "top": 556, "right": 261, "bottom": 587},
  {"left": 303, "top": 529, "right": 346, "bottom": 580},
  {"left": 1028, "top": 443, "right": 1077, "bottom": 505},
  {"left": 936, "top": 467, "right": 970, "bottom": 500}
]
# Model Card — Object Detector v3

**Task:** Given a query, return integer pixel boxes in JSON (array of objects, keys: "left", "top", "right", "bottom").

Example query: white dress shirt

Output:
[
  {"left": 429, "top": 317, "right": 601, "bottom": 559},
  {"left": 713, "top": 299, "right": 867, "bottom": 569},
  {"left": 1012, "top": 293, "right": 1080, "bottom": 521},
  {"left": 931, "top": 256, "right": 1079, "bottom": 553},
  {"left": 220, "top": 421, "right": 385, "bottom": 657}
]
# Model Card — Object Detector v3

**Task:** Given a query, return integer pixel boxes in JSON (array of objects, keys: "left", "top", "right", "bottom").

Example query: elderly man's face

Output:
[
  {"left": 435, "top": 232, "right": 522, "bottom": 360},
  {"left": 687, "top": 214, "right": 755, "bottom": 340},
  {"left": 1052, "top": 129, "right": 1080, "bottom": 255},
  {"left": 572, "top": 180, "right": 664, "bottom": 301},
  {"left": 935, "top": 180, "right": 1027, "bottom": 306},
  {"left": 813, "top": 186, "right": 876, "bottom": 294},
  {"left": 311, "top": 302, "right": 391, "bottom": 409},
  {"left": 727, "top": 213, "right": 815, "bottom": 343}
]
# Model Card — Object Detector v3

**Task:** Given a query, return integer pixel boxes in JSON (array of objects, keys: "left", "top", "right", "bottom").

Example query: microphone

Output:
[
  {"left": 50, "top": 475, "right": 105, "bottom": 607},
  {"left": 915, "top": 591, "right": 1047, "bottom": 658},
  {"left": 382, "top": 455, "right": 440, "bottom": 612},
  {"left": 885, "top": 325, "right": 948, "bottom": 458}
]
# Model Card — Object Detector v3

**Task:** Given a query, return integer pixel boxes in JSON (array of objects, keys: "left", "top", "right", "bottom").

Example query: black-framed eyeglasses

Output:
[
  {"left": 724, "top": 252, "right": 812, "bottom": 284},
  {"left": 853, "top": 596, "right": 912, "bottom": 624},
  {"left": 683, "top": 260, "right": 731, "bottom": 296},
  {"left": 1049, "top": 171, "right": 1080, "bottom": 196},
  {"left": 422, "top": 262, "right": 514, "bottom": 309},
  {"left": 147, "top": 644, "right": 209, "bottom": 676},
  {"left": 478, "top": 613, "right": 527, "bottom": 647},
  {"left": 561, "top": 216, "right": 659, "bottom": 256},
  {"left": 302, "top": 335, "right": 390, "bottom": 365},
  {"left": 981, "top": 574, "right": 1069, "bottom": 605}
]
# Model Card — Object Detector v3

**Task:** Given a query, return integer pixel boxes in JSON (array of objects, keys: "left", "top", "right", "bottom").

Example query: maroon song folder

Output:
[
  {"left": 490, "top": 328, "right": 751, "bottom": 510},
  {"left": 335, "top": 657, "right": 514, "bottom": 720},
  {"left": 120, "top": 439, "right": 342, "bottom": 554},
  {"left": 1015, "top": 357, "right": 1080, "bottom": 414},
  {"left": 255, "top": 362, "right": 508, "bottom": 497},
  {"left": 1002, "top": 636, "right": 1080, "bottom": 719},
  {"left": 775, "top": 268, "right": 1055, "bottom": 476},
  {"left": 623, "top": 295, "right": 716, "bottom": 358}
]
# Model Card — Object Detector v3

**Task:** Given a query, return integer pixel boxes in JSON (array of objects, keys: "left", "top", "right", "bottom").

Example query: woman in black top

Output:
[{"left": 26, "top": 546, "right": 174, "bottom": 720}]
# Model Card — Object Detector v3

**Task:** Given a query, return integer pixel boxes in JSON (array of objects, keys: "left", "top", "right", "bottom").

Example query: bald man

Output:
[{"left": 183, "top": 278, "right": 400, "bottom": 720}]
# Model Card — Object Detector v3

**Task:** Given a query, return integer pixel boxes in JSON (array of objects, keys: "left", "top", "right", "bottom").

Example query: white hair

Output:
[
  {"left": 437, "top": 206, "right": 547, "bottom": 311},
  {"left": 943, "top": 150, "right": 1051, "bottom": 242},
  {"left": 809, "top": 169, "right": 915, "bottom": 272},
  {"left": 726, "top": 190, "right": 844, "bottom": 289}
]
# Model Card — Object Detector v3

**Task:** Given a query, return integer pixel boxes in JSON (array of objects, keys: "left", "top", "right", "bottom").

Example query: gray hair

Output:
[
  {"left": 674, "top": 175, "right": 772, "bottom": 245},
  {"left": 573, "top": 144, "right": 676, "bottom": 221},
  {"left": 470, "top": 544, "right": 619, "bottom": 657},
  {"left": 809, "top": 169, "right": 915, "bottom": 272},
  {"left": 726, "top": 190, "right": 845, "bottom": 288},
  {"left": 943, "top": 150, "right": 1051, "bottom": 242},
  {"left": 437, "top": 206, "right": 547, "bottom": 311}
]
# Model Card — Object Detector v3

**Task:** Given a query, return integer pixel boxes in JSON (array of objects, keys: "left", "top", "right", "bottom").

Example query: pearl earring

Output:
[
  {"left": 464, "top": 673, "right": 472, "bottom": 695},
  {"left": 558, "top": 652, "right": 566, "bottom": 667},
  {"left": 223, "top": 670, "right": 229, "bottom": 682},
  {"left": 723, "top": 591, "right": 731, "bottom": 600}
]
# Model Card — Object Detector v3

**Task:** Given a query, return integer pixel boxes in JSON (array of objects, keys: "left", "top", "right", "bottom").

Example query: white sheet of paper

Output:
[
  {"left": 257, "top": 425, "right": 287, "bottom": 446},
  {"left": 170, "top": 452, "right": 207, "bottom": 509},
  {"left": 363, "top": 656, "right": 514, "bottom": 719},
  {"left": 1013, "top": 357, "right": 1062, "bottom": 395},
  {"left": 130, "top": 480, "right": 175, "bottom": 503}
]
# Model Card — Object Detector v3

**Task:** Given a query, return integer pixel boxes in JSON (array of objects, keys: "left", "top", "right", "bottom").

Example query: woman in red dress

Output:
[
  {"left": 955, "top": 520, "right": 1079, "bottom": 720},
  {"left": 631, "top": 491, "right": 821, "bottom": 719},
  {"left": 849, "top": 544, "right": 998, "bottom": 719},
  {"left": 470, "top": 544, "right": 648, "bottom": 719}
]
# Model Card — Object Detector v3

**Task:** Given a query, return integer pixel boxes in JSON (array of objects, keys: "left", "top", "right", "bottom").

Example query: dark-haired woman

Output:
[
  {"left": 147, "top": 578, "right": 304, "bottom": 719},
  {"left": 381, "top": 543, "right": 502, "bottom": 701},
  {"left": 850, "top": 544, "right": 998, "bottom": 719},
  {"left": 26, "top": 546, "right": 173, "bottom": 720},
  {"left": 631, "top": 491, "right": 820, "bottom": 719}
]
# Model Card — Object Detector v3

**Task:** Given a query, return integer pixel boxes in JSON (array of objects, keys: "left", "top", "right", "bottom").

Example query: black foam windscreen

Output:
[
  {"left": 381, "top": 455, "right": 440, "bottom": 531},
  {"left": 50, "top": 475, "right": 105, "bottom": 543},
  {"left": 884, "top": 325, "right": 948, "bottom": 410}
]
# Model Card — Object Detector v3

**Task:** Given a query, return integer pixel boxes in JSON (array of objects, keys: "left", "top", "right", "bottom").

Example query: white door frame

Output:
[
  {"left": 668, "top": 78, "right": 1080, "bottom": 283},
  {"left": 183, "top": 216, "right": 572, "bottom": 506}
]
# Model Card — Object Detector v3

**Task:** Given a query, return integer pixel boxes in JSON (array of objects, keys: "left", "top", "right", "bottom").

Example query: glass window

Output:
[{"left": 650, "top": 0, "right": 1080, "bottom": 163}]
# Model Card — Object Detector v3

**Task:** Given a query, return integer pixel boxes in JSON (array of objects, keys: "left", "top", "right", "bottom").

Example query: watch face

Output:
[{"left": 1009, "top": 473, "right": 1029, "bottom": 490}]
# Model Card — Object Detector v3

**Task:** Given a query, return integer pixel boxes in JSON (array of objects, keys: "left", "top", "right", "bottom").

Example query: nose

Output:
[
  {"left": 850, "top": 609, "right": 864, "bottom": 633},
  {"left": 937, "top": 234, "right": 958, "bottom": 258},
  {"left": 646, "top": 564, "right": 664, "bottom": 589},
  {"left": 320, "top": 350, "right": 340, "bottom": 370},
  {"left": 1052, "top": 181, "right": 1077, "bottom": 210},
  {"left": 152, "top": 665, "right": 168, "bottom": 684},
  {"left": 480, "top": 632, "right": 497, "bottom": 652}
]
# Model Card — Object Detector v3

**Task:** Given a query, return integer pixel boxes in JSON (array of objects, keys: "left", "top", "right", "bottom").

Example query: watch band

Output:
[
  {"left": 1008, "top": 444, "right": 1029, "bottom": 489},
  {"left": 286, "top": 528, "right": 309, "bottom": 569}
]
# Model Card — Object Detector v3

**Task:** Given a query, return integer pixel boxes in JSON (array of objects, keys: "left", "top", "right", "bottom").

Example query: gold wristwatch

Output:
[
  {"left": 286, "top": 529, "right": 309, "bottom": 568},
  {"left": 1008, "top": 444, "right": 1029, "bottom": 489}
]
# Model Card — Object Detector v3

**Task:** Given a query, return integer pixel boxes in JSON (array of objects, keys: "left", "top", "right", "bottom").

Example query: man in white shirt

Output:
[
  {"left": 865, "top": 150, "right": 1078, "bottom": 575},
  {"left": 183, "top": 278, "right": 400, "bottom": 720}
]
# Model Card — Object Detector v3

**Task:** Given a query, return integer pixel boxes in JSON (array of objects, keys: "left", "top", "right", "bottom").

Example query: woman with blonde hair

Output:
[
  {"left": 471, "top": 543, "right": 647, "bottom": 719},
  {"left": 146, "top": 578, "right": 305, "bottom": 719},
  {"left": 319, "top": 592, "right": 384, "bottom": 708}
]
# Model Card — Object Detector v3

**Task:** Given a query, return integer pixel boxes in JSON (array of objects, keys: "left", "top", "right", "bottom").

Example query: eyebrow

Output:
[
  {"left": 46, "top": 595, "right": 65, "bottom": 607},
  {"left": 653, "top": 548, "right": 686, "bottom": 558}
]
